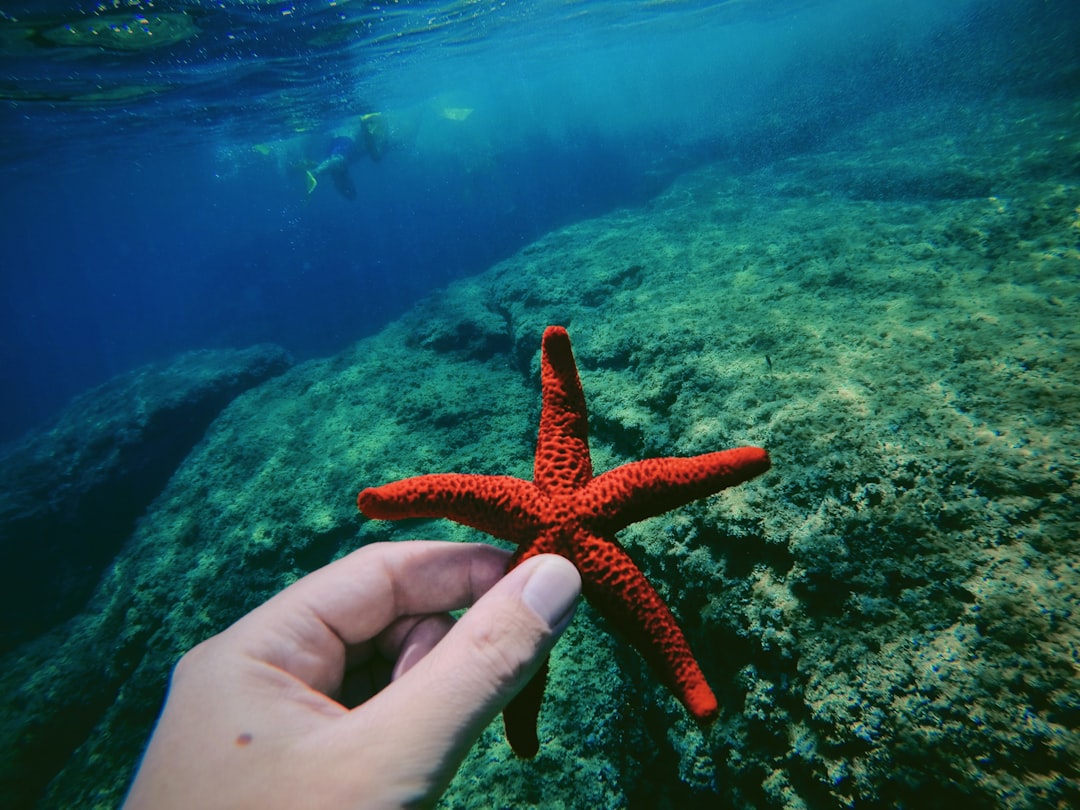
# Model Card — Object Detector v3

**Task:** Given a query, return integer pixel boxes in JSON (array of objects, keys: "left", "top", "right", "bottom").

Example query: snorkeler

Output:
[
  {"left": 306, "top": 136, "right": 359, "bottom": 199},
  {"left": 305, "top": 112, "right": 388, "bottom": 200}
]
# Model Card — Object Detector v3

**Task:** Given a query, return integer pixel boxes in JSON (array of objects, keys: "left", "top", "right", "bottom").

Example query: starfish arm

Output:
[
  {"left": 357, "top": 474, "right": 544, "bottom": 544},
  {"left": 573, "top": 531, "right": 718, "bottom": 721},
  {"left": 535, "top": 325, "right": 593, "bottom": 493},
  {"left": 502, "top": 658, "right": 549, "bottom": 758},
  {"left": 580, "top": 446, "right": 771, "bottom": 534}
]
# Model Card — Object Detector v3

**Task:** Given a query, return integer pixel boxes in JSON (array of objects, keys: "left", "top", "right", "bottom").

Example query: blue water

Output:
[{"left": 0, "top": 0, "right": 1073, "bottom": 444}]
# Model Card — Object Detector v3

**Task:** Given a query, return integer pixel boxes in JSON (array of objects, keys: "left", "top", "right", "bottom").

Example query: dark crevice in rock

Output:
[
  {"left": 293, "top": 521, "right": 361, "bottom": 573},
  {"left": 0, "top": 345, "right": 292, "bottom": 655}
]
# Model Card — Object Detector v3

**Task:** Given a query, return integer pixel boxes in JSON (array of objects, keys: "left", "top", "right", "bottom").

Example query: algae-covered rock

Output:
[
  {"left": 0, "top": 344, "right": 292, "bottom": 655},
  {"left": 39, "top": 11, "right": 200, "bottom": 52},
  {"left": 2, "top": 96, "right": 1078, "bottom": 810}
]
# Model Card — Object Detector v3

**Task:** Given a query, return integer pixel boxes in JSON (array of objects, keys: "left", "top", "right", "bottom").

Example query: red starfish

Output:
[{"left": 357, "top": 326, "right": 770, "bottom": 756}]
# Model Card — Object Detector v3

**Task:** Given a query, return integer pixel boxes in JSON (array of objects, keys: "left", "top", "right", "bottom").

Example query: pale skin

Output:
[{"left": 123, "top": 542, "right": 581, "bottom": 810}]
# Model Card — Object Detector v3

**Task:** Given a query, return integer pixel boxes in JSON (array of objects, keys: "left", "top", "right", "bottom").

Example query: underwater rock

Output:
[
  {"left": 0, "top": 344, "right": 292, "bottom": 655},
  {"left": 402, "top": 287, "right": 514, "bottom": 363}
]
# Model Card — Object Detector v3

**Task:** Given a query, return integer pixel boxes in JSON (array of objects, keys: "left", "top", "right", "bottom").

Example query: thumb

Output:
[{"left": 352, "top": 554, "right": 580, "bottom": 794}]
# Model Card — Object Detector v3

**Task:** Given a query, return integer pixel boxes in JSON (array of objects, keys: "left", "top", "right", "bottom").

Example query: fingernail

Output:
[
  {"left": 521, "top": 556, "right": 581, "bottom": 632},
  {"left": 393, "top": 639, "right": 425, "bottom": 680}
]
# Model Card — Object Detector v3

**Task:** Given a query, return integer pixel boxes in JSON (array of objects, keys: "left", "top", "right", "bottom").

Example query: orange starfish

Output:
[{"left": 357, "top": 326, "right": 770, "bottom": 756}]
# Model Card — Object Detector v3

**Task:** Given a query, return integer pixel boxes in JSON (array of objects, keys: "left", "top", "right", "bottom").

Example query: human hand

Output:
[{"left": 122, "top": 541, "right": 581, "bottom": 809}]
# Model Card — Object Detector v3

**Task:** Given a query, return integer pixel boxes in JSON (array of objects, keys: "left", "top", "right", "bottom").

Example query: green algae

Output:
[{"left": 1, "top": 94, "right": 1078, "bottom": 809}]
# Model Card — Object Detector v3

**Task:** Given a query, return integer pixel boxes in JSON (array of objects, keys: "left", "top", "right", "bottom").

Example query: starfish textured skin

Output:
[{"left": 357, "top": 325, "right": 771, "bottom": 756}]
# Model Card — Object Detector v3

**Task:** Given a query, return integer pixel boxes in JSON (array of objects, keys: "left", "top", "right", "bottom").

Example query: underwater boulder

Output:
[{"left": 0, "top": 344, "right": 292, "bottom": 655}]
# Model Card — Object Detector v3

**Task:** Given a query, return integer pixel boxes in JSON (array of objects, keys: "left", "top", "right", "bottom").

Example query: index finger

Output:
[{"left": 229, "top": 541, "right": 512, "bottom": 684}]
